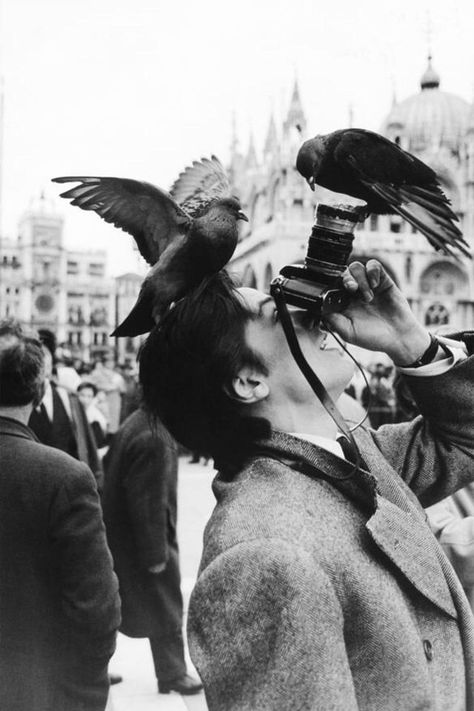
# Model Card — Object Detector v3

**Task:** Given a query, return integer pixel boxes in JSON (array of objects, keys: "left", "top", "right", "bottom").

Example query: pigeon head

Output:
[
  {"left": 213, "top": 196, "right": 249, "bottom": 222},
  {"left": 296, "top": 136, "right": 326, "bottom": 191}
]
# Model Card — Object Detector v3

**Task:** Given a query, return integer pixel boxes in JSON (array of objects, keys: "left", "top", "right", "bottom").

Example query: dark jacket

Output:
[
  {"left": 0, "top": 416, "right": 121, "bottom": 711},
  {"left": 29, "top": 383, "right": 104, "bottom": 490},
  {"left": 189, "top": 356, "right": 474, "bottom": 711},
  {"left": 102, "top": 408, "right": 182, "bottom": 638}
]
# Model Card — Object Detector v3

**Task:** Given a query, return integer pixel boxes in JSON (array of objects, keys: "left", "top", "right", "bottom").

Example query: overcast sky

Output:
[{"left": 1, "top": 0, "right": 474, "bottom": 275}]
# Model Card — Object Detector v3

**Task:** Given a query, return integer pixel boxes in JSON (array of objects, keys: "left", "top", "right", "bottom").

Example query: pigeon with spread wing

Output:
[
  {"left": 53, "top": 156, "right": 248, "bottom": 336},
  {"left": 296, "top": 128, "right": 470, "bottom": 259}
]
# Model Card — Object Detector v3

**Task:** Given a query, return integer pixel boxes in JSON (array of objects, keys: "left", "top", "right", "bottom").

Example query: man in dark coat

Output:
[
  {"left": 0, "top": 319, "right": 121, "bottom": 711},
  {"left": 102, "top": 407, "right": 202, "bottom": 695},
  {"left": 29, "top": 332, "right": 104, "bottom": 489}
]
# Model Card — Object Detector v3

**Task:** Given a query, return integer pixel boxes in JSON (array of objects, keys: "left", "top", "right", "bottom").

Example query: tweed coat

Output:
[
  {"left": 102, "top": 408, "right": 183, "bottom": 638},
  {"left": 0, "top": 416, "right": 121, "bottom": 711},
  {"left": 188, "top": 356, "right": 474, "bottom": 710}
]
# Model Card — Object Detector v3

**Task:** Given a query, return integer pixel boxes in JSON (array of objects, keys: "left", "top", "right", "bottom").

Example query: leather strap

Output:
[{"left": 272, "top": 282, "right": 363, "bottom": 479}]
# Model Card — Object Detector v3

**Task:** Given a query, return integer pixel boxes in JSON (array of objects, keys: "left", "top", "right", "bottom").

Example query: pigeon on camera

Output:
[
  {"left": 53, "top": 156, "right": 248, "bottom": 336},
  {"left": 296, "top": 128, "right": 470, "bottom": 258}
]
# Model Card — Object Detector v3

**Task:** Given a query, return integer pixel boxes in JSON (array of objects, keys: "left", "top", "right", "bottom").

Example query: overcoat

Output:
[
  {"left": 0, "top": 416, "right": 120, "bottom": 711},
  {"left": 188, "top": 355, "right": 474, "bottom": 710},
  {"left": 102, "top": 408, "right": 183, "bottom": 638}
]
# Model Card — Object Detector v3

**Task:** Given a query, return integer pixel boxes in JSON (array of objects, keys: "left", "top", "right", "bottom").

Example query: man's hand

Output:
[{"left": 324, "top": 259, "right": 431, "bottom": 366}]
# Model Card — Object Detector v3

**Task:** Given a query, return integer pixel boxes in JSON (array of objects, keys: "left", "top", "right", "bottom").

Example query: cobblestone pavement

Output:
[{"left": 107, "top": 457, "right": 216, "bottom": 711}]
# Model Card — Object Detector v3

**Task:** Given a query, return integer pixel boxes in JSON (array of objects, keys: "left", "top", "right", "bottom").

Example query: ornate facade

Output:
[{"left": 230, "top": 57, "right": 474, "bottom": 333}]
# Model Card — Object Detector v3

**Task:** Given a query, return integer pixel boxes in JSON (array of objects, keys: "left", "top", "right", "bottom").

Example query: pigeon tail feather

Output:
[
  {"left": 111, "top": 291, "right": 156, "bottom": 337},
  {"left": 367, "top": 182, "right": 470, "bottom": 259}
]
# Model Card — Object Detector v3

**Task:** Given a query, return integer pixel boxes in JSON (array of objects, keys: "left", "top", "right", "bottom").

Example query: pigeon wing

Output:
[
  {"left": 333, "top": 128, "right": 437, "bottom": 185},
  {"left": 170, "top": 155, "right": 231, "bottom": 216},
  {"left": 334, "top": 130, "right": 469, "bottom": 258},
  {"left": 52, "top": 176, "right": 191, "bottom": 266}
]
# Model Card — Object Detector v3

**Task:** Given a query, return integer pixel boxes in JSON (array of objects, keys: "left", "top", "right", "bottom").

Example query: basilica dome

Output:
[{"left": 381, "top": 57, "right": 472, "bottom": 155}]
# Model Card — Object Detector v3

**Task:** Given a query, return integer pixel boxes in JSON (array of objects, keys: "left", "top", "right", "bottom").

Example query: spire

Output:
[
  {"left": 283, "top": 78, "right": 306, "bottom": 135},
  {"left": 348, "top": 103, "right": 354, "bottom": 129},
  {"left": 420, "top": 54, "right": 440, "bottom": 90},
  {"left": 245, "top": 131, "right": 258, "bottom": 169},
  {"left": 263, "top": 113, "right": 278, "bottom": 157},
  {"left": 230, "top": 110, "right": 239, "bottom": 160}
]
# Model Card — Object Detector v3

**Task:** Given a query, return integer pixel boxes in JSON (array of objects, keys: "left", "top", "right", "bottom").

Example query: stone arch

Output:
[
  {"left": 424, "top": 303, "right": 450, "bottom": 327},
  {"left": 419, "top": 260, "right": 469, "bottom": 299},
  {"left": 241, "top": 264, "right": 257, "bottom": 288},
  {"left": 249, "top": 189, "right": 267, "bottom": 227},
  {"left": 269, "top": 174, "right": 284, "bottom": 216}
]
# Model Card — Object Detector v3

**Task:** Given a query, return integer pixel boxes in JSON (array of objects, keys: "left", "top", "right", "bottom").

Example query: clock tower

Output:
[{"left": 18, "top": 194, "right": 67, "bottom": 337}]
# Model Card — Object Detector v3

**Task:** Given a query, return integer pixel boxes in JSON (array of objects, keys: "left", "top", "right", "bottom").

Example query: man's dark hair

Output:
[
  {"left": 0, "top": 319, "right": 45, "bottom": 407},
  {"left": 77, "top": 381, "right": 98, "bottom": 397},
  {"left": 139, "top": 271, "right": 270, "bottom": 465},
  {"left": 38, "top": 328, "right": 57, "bottom": 361}
]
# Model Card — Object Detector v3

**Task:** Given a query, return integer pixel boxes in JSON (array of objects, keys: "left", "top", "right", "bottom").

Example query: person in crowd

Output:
[
  {"left": 102, "top": 407, "right": 203, "bottom": 697},
  {"left": 139, "top": 261, "right": 474, "bottom": 710},
  {"left": 0, "top": 319, "right": 120, "bottom": 711},
  {"left": 87, "top": 356, "right": 126, "bottom": 435},
  {"left": 361, "top": 360, "right": 396, "bottom": 427},
  {"left": 54, "top": 347, "right": 83, "bottom": 392},
  {"left": 427, "top": 485, "right": 474, "bottom": 612},
  {"left": 77, "top": 381, "right": 109, "bottom": 450},
  {"left": 29, "top": 334, "right": 104, "bottom": 490},
  {"left": 119, "top": 361, "right": 140, "bottom": 423}
]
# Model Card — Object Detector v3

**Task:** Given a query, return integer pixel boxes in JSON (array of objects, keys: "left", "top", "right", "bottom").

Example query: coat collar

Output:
[
  {"left": 0, "top": 415, "right": 39, "bottom": 442},
  {"left": 245, "top": 428, "right": 458, "bottom": 619}
]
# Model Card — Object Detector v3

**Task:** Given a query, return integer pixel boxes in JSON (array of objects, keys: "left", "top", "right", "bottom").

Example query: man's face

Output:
[
  {"left": 237, "top": 288, "right": 354, "bottom": 404},
  {"left": 42, "top": 346, "right": 53, "bottom": 380}
]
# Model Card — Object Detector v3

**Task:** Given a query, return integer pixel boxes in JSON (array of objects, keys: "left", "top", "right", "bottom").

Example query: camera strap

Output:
[{"left": 272, "top": 282, "right": 364, "bottom": 478}]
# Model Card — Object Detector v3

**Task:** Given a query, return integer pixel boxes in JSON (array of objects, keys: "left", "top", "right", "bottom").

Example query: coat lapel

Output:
[
  {"left": 254, "top": 429, "right": 458, "bottom": 619},
  {"left": 367, "top": 495, "right": 457, "bottom": 617}
]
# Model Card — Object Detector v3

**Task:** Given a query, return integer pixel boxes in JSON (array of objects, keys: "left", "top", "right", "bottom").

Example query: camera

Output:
[{"left": 270, "top": 202, "right": 367, "bottom": 321}]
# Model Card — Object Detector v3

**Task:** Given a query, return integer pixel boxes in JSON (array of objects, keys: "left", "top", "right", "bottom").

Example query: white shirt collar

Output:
[{"left": 290, "top": 432, "right": 345, "bottom": 459}]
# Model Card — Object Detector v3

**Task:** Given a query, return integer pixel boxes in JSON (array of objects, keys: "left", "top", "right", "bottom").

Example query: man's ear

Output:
[{"left": 224, "top": 366, "right": 269, "bottom": 404}]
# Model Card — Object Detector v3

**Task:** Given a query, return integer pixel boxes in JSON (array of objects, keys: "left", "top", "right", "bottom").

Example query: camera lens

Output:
[{"left": 305, "top": 204, "right": 364, "bottom": 285}]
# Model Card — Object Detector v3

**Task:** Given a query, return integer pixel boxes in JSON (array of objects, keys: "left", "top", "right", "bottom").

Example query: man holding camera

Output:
[{"left": 139, "top": 258, "right": 474, "bottom": 710}]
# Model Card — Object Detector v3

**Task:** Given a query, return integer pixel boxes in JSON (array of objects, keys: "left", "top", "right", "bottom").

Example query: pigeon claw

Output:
[{"left": 238, "top": 210, "right": 249, "bottom": 222}]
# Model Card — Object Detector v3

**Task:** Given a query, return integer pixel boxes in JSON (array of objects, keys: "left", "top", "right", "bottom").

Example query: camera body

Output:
[{"left": 270, "top": 202, "right": 366, "bottom": 321}]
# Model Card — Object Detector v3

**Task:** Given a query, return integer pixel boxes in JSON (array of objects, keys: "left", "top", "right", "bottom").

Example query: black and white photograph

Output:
[{"left": 2, "top": 0, "right": 474, "bottom": 709}]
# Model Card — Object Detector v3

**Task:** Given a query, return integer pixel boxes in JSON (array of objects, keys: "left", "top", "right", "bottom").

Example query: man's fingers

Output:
[
  {"left": 365, "top": 260, "right": 382, "bottom": 289},
  {"left": 342, "top": 260, "right": 394, "bottom": 301},
  {"left": 344, "top": 261, "right": 374, "bottom": 302}
]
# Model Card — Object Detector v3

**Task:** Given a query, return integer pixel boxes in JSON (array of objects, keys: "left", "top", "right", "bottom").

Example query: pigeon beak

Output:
[
  {"left": 307, "top": 177, "right": 315, "bottom": 192},
  {"left": 238, "top": 210, "right": 249, "bottom": 222}
]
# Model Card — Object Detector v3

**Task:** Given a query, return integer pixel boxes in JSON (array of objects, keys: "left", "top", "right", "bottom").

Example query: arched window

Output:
[
  {"left": 425, "top": 303, "right": 449, "bottom": 327},
  {"left": 241, "top": 264, "right": 257, "bottom": 288},
  {"left": 420, "top": 262, "right": 468, "bottom": 299}
]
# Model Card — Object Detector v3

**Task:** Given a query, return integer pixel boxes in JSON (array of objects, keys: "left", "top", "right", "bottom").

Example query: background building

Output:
[
  {"left": 0, "top": 194, "right": 132, "bottom": 362},
  {"left": 230, "top": 56, "right": 474, "bottom": 335}
]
